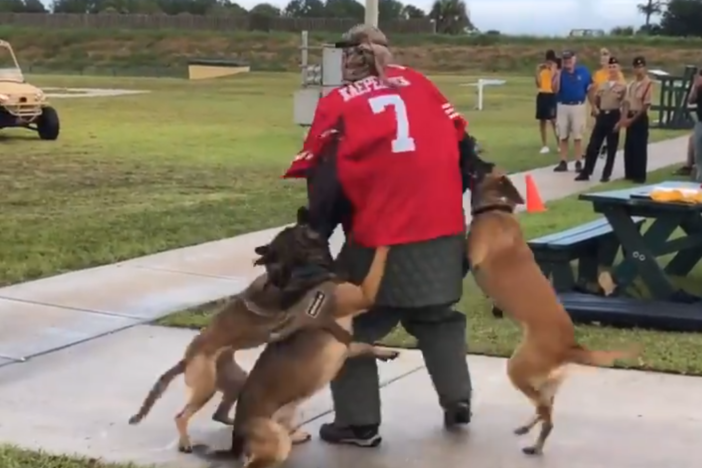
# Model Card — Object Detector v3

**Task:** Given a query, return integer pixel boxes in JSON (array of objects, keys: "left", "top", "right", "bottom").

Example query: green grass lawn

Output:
[
  {"left": 0, "top": 445, "right": 143, "bottom": 468},
  {"left": 0, "top": 72, "right": 683, "bottom": 286},
  {"left": 161, "top": 164, "right": 702, "bottom": 376}
]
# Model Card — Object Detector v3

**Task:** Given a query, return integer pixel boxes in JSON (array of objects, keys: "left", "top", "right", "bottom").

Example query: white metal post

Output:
[
  {"left": 365, "top": 0, "right": 379, "bottom": 27},
  {"left": 300, "top": 30, "right": 308, "bottom": 84},
  {"left": 477, "top": 79, "right": 484, "bottom": 111}
]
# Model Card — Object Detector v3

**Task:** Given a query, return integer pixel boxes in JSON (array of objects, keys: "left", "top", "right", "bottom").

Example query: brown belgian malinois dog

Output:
[
  {"left": 196, "top": 206, "right": 397, "bottom": 468},
  {"left": 128, "top": 209, "right": 358, "bottom": 453},
  {"left": 466, "top": 168, "right": 640, "bottom": 456}
]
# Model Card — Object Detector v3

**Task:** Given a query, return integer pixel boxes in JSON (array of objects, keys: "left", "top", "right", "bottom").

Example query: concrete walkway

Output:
[
  {"left": 1, "top": 325, "right": 701, "bottom": 468},
  {"left": 0, "top": 136, "right": 697, "bottom": 468}
]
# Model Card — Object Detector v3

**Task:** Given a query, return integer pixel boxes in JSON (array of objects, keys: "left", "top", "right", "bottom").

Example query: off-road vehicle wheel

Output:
[{"left": 37, "top": 106, "right": 60, "bottom": 140}]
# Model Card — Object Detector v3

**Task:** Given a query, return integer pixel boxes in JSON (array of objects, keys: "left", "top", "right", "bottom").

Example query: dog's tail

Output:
[
  {"left": 566, "top": 344, "right": 640, "bottom": 367},
  {"left": 238, "top": 418, "right": 292, "bottom": 468},
  {"left": 128, "top": 359, "right": 187, "bottom": 425}
]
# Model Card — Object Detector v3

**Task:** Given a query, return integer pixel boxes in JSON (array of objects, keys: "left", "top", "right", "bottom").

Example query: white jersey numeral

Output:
[{"left": 368, "top": 94, "right": 416, "bottom": 153}]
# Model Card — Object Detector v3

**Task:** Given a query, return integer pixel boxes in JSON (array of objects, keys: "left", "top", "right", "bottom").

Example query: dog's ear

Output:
[
  {"left": 499, "top": 175, "right": 525, "bottom": 205},
  {"left": 253, "top": 245, "right": 269, "bottom": 266},
  {"left": 297, "top": 206, "right": 311, "bottom": 225}
]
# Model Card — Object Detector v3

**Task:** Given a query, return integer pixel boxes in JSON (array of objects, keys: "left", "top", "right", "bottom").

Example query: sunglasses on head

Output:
[{"left": 334, "top": 40, "right": 361, "bottom": 49}]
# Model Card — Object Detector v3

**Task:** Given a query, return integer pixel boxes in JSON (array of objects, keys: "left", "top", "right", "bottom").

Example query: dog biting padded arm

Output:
[
  {"left": 334, "top": 246, "right": 390, "bottom": 317},
  {"left": 305, "top": 123, "right": 353, "bottom": 240},
  {"left": 459, "top": 132, "right": 495, "bottom": 194}
]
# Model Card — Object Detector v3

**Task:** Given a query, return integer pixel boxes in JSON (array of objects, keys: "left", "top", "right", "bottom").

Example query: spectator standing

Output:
[
  {"left": 535, "top": 50, "right": 558, "bottom": 154},
  {"left": 551, "top": 50, "right": 593, "bottom": 172},
  {"left": 576, "top": 56, "right": 626, "bottom": 182},
  {"left": 673, "top": 134, "right": 696, "bottom": 177},
  {"left": 688, "top": 71, "right": 702, "bottom": 181},
  {"left": 620, "top": 56, "right": 653, "bottom": 183},
  {"left": 592, "top": 48, "right": 625, "bottom": 159}
]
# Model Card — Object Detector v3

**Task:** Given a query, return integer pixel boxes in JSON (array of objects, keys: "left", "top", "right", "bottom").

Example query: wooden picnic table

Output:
[{"left": 579, "top": 181, "right": 702, "bottom": 303}]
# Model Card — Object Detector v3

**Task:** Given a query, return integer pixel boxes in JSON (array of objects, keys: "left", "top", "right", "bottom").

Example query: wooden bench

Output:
[
  {"left": 559, "top": 292, "right": 702, "bottom": 332},
  {"left": 528, "top": 217, "right": 645, "bottom": 292}
]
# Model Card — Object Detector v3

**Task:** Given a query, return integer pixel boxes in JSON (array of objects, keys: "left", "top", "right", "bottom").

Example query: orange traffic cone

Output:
[{"left": 525, "top": 174, "right": 546, "bottom": 213}]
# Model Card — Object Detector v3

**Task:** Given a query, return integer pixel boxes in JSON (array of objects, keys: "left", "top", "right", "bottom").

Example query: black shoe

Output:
[
  {"left": 600, "top": 176, "right": 611, "bottom": 183},
  {"left": 575, "top": 160, "right": 583, "bottom": 172},
  {"left": 444, "top": 401, "right": 472, "bottom": 428},
  {"left": 319, "top": 423, "right": 382, "bottom": 447},
  {"left": 574, "top": 172, "right": 589, "bottom": 181},
  {"left": 631, "top": 178, "right": 646, "bottom": 184},
  {"left": 553, "top": 161, "right": 568, "bottom": 172}
]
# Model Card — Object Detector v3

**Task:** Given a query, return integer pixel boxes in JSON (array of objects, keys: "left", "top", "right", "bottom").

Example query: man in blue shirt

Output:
[{"left": 551, "top": 50, "right": 593, "bottom": 172}]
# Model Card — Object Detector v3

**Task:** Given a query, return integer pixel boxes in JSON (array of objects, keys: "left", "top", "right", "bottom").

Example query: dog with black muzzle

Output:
[
  {"left": 128, "top": 212, "right": 359, "bottom": 454},
  {"left": 195, "top": 206, "right": 397, "bottom": 468}
]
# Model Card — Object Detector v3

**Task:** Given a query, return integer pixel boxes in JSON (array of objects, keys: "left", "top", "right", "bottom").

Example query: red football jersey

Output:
[
  {"left": 285, "top": 65, "right": 467, "bottom": 178},
  {"left": 285, "top": 65, "right": 466, "bottom": 247}
]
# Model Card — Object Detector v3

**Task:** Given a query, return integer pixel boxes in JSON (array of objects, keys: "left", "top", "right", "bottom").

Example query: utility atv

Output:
[{"left": 0, "top": 39, "right": 60, "bottom": 140}]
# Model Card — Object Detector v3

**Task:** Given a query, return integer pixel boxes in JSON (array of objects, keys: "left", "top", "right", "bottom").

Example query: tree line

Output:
[
  {"left": 0, "top": 0, "right": 474, "bottom": 34},
  {"left": 612, "top": 0, "right": 702, "bottom": 37}
]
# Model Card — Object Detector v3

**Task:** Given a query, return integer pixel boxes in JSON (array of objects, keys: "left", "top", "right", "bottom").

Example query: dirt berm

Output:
[{"left": 1, "top": 26, "right": 700, "bottom": 74}]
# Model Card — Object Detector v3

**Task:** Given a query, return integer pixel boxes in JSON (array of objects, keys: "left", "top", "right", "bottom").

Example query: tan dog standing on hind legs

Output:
[
  {"left": 128, "top": 211, "right": 358, "bottom": 453},
  {"left": 467, "top": 168, "right": 640, "bottom": 456}
]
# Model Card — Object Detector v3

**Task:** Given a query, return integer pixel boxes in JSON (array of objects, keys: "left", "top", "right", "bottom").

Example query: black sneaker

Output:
[
  {"left": 319, "top": 423, "right": 382, "bottom": 447},
  {"left": 444, "top": 401, "right": 472, "bottom": 428},
  {"left": 600, "top": 176, "right": 611, "bottom": 183},
  {"left": 553, "top": 161, "right": 568, "bottom": 172},
  {"left": 574, "top": 172, "right": 589, "bottom": 181},
  {"left": 575, "top": 160, "right": 583, "bottom": 172}
]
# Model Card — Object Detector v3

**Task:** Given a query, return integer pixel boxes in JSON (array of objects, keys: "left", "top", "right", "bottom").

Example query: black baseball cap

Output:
[
  {"left": 608, "top": 56, "right": 619, "bottom": 65},
  {"left": 633, "top": 56, "right": 646, "bottom": 67},
  {"left": 561, "top": 50, "right": 575, "bottom": 59}
]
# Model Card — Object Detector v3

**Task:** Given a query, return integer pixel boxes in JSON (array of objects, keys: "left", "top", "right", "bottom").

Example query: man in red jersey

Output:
[{"left": 279, "top": 25, "right": 494, "bottom": 448}]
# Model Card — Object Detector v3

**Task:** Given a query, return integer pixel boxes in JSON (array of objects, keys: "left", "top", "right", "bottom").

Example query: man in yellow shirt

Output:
[
  {"left": 590, "top": 48, "right": 625, "bottom": 158},
  {"left": 535, "top": 50, "right": 558, "bottom": 154}
]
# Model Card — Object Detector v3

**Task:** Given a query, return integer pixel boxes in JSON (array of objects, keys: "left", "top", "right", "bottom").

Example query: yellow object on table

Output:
[{"left": 649, "top": 187, "right": 702, "bottom": 204}]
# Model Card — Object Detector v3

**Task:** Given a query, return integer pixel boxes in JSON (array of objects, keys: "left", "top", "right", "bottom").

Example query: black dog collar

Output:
[{"left": 471, "top": 204, "right": 514, "bottom": 216}]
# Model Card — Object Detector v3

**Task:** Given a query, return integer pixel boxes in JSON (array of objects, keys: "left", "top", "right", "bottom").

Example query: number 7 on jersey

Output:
[{"left": 368, "top": 94, "right": 417, "bottom": 153}]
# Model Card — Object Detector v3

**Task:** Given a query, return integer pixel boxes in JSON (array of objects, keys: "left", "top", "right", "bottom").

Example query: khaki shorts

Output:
[{"left": 556, "top": 103, "right": 586, "bottom": 140}]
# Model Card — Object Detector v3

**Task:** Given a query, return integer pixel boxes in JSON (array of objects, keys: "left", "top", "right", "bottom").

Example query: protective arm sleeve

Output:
[
  {"left": 459, "top": 131, "right": 495, "bottom": 193},
  {"left": 305, "top": 131, "right": 352, "bottom": 240}
]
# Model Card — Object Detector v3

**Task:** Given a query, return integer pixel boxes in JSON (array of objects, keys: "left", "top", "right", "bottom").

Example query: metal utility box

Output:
[{"left": 293, "top": 31, "right": 344, "bottom": 126}]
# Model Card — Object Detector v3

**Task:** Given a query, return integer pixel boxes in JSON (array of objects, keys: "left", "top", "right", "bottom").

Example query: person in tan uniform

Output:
[
  {"left": 619, "top": 56, "right": 653, "bottom": 183},
  {"left": 576, "top": 56, "right": 626, "bottom": 182},
  {"left": 591, "top": 48, "right": 625, "bottom": 159},
  {"left": 673, "top": 133, "right": 695, "bottom": 177}
]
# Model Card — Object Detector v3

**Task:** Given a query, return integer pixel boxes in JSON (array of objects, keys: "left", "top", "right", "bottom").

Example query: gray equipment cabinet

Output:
[{"left": 293, "top": 31, "right": 344, "bottom": 127}]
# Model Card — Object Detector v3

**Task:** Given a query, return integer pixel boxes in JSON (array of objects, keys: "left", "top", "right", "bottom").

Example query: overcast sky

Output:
[{"left": 237, "top": 0, "right": 647, "bottom": 35}]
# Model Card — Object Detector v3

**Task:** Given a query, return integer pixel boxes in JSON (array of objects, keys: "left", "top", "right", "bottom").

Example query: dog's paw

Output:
[
  {"left": 522, "top": 445, "right": 542, "bottom": 456},
  {"left": 375, "top": 350, "right": 400, "bottom": 361},
  {"left": 178, "top": 443, "right": 193, "bottom": 454},
  {"left": 290, "top": 429, "right": 312, "bottom": 444}
]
